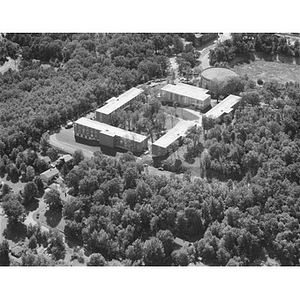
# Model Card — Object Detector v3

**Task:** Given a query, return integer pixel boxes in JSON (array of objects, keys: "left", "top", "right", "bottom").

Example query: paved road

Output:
[
  {"left": 49, "top": 133, "right": 94, "bottom": 159},
  {"left": 198, "top": 33, "right": 231, "bottom": 70}
]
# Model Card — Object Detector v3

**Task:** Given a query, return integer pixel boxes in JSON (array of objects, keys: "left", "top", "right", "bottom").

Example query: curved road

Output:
[
  {"left": 198, "top": 33, "right": 231, "bottom": 70},
  {"left": 49, "top": 133, "right": 94, "bottom": 159}
]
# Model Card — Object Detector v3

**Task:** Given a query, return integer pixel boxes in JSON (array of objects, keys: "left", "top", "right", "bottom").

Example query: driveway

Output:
[
  {"left": 49, "top": 132, "right": 94, "bottom": 159},
  {"left": 198, "top": 33, "right": 231, "bottom": 69}
]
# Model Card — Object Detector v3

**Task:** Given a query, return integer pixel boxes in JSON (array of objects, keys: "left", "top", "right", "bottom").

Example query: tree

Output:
[
  {"left": 142, "top": 237, "right": 165, "bottom": 266},
  {"left": 9, "top": 164, "right": 19, "bottom": 181},
  {"left": 28, "top": 235, "right": 38, "bottom": 249},
  {"left": 33, "top": 176, "right": 44, "bottom": 194},
  {"left": 172, "top": 248, "right": 190, "bottom": 266},
  {"left": 23, "top": 182, "right": 38, "bottom": 204},
  {"left": 1, "top": 183, "right": 11, "bottom": 197},
  {"left": 0, "top": 240, "right": 10, "bottom": 266},
  {"left": 73, "top": 149, "right": 84, "bottom": 165},
  {"left": 87, "top": 253, "right": 106, "bottom": 266},
  {"left": 44, "top": 189, "right": 62, "bottom": 210},
  {"left": 156, "top": 229, "right": 174, "bottom": 257},
  {"left": 47, "top": 229, "right": 66, "bottom": 260},
  {"left": 46, "top": 147, "right": 59, "bottom": 161},
  {"left": 184, "top": 125, "right": 204, "bottom": 176},
  {"left": 40, "top": 132, "right": 50, "bottom": 155},
  {"left": 26, "top": 165, "right": 35, "bottom": 181},
  {"left": 126, "top": 239, "right": 143, "bottom": 263},
  {"left": 124, "top": 167, "right": 138, "bottom": 189},
  {"left": 2, "top": 196, "right": 26, "bottom": 224}
]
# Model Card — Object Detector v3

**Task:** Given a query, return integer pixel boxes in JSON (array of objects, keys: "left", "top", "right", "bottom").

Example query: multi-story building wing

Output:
[
  {"left": 205, "top": 94, "right": 241, "bottom": 119},
  {"left": 74, "top": 117, "right": 148, "bottom": 153},
  {"left": 161, "top": 82, "right": 211, "bottom": 110},
  {"left": 95, "top": 87, "right": 144, "bottom": 124},
  {"left": 152, "top": 120, "right": 198, "bottom": 157}
]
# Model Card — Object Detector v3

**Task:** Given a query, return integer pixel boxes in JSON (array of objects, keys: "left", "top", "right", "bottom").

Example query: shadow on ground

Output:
[
  {"left": 45, "top": 208, "right": 62, "bottom": 228},
  {"left": 3, "top": 222, "right": 27, "bottom": 243}
]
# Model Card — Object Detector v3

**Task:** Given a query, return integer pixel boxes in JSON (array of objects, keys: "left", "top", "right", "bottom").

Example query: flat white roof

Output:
[
  {"left": 205, "top": 94, "right": 241, "bottom": 118},
  {"left": 161, "top": 83, "right": 210, "bottom": 102},
  {"left": 152, "top": 120, "right": 197, "bottom": 148},
  {"left": 40, "top": 168, "right": 59, "bottom": 178},
  {"left": 75, "top": 117, "right": 148, "bottom": 143},
  {"left": 96, "top": 87, "right": 143, "bottom": 115}
]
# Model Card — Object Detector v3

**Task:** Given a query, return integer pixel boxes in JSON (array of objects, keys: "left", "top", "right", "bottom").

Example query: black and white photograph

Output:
[{"left": 0, "top": 1, "right": 299, "bottom": 299}]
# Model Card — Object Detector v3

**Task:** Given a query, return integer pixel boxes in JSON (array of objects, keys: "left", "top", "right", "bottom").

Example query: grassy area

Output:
[
  {"left": 165, "top": 114, "right": 180, "bottom": 130},
  {"left": 0, "top": 175, "right": 26, "bottom": 194},
  {"left": 234, "top": 60, "right": 300, "bottom": 83},
  {"left": 167, "top": 145, "right": 201, "bottom": 177},
  {"left": 163, "top": 106, "right": 199, "bottom": 121}
]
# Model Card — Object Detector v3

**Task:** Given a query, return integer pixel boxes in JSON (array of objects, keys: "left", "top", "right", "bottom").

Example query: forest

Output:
[
  {"left": 1, "top": 33, "right": 300, "bottom": 266},
  {"left": 0, "top": 33, "right": 188, "bottom": 157},
  {"left": 209, "top": 33, "right": 300, "bottom": 66}
]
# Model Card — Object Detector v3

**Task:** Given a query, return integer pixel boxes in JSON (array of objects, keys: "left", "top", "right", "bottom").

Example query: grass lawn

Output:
[
  {"left": 163, "top": 106, "right": 200, "bottom": 121},
  {"left": 0, "top": 175, "right": 26, "bottom": 194},
  {"left": 165, "top": 114, "right": 180, "bottom": 130},
  {"left": 167, "top": 145, "right": 201, "bottom": 177},
  {"left": 234, "top": 60, "right": 300, "bottom": 83},
  {"left": 55, "top": 127, "right": 101, "bottom": 153}
]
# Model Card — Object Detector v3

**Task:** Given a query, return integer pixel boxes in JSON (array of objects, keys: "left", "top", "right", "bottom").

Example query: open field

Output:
[{"left": 234, "top": 60, "right": 300, "bottom": 83}]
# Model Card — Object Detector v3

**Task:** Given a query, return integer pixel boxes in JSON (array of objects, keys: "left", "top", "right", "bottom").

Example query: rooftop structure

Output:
[
  {"left": 174, "top": 237, "right": 191, "bottom": 248},
  {"left": 41, "top": 156, "right": 51, "bottom": 165},
  {"left": 40, "top": 168, "right": 59, "bottom": 180},
  {"left": 161, "top": 83, "right": 210, "bottom": 102},
  {"left": 201, "top": 67, "right": 238, "bottom": 82},
  {"left": 205, "top": 94, "right": 241, "bottom": 119},
  {"left": 153, "top": 120, "right": 197, "bottom": 148},
  {"left": 60, "top": 154, "right": 73, "bottom": 163},
  {"left": 75, "top": 117, "right": 148, "bottom": 143},
  {"left": 96, "top": 87, "right": 143, "bottom": 116}
]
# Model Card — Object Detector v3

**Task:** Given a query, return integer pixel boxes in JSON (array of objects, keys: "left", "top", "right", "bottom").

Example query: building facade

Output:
[
  {"left": 200, "top": 67, "right": 238, "bottom": 91},
  {"left": 205, "top": 94, "right": 241, "bottom": 119},
  {"left": 95, "top": 87, "right": 144, "bottom": 125},
  {"left": 161, "top": 83, "right": 211, "bottom": 110},
  {"left": 74, "top": 117, "right": 148, "bottom": 153},
  {"left": 152, "top": 120, "right": 198, "bottom": 157}
]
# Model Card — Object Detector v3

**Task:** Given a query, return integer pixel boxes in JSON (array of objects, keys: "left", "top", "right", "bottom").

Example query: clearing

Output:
[{"left": 234, "top": 60, "right": 300, "bottom": 83}]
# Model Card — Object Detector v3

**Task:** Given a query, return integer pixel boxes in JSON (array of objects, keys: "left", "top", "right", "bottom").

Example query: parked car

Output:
[
  {"left": 65, "top": 121, "right": 73, "bottom": 129},
  {"left": 158, "top": 167, "right": 164, "bottom": 171}
]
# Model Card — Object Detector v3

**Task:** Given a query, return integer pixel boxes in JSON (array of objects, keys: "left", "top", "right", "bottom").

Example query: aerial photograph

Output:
[{"left": 0, "top": 30, "right": 300, "bottom": 270}]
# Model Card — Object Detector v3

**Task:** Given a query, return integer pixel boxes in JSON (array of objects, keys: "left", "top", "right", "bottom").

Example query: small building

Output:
[
  {"left": 95, "top": 87, "right": 144, "bottom": 124},
  {"left": 74, "top": 117, "right": 148, "bottom": 154},
  {"left": 40, "top": 168, "right": 60, "bottom": 184},
  {"left": 205, "top": 94, "right": 241, "bottom": 119},
  {"left": 152, "top": 120, "right": 198, "bottom": 157},
  {"left": 174, "top": 237, "right": 191, "bottom": 249},
  {"left": 11, "top": 245, "right": 24, "bottom": 258},
  {"left": 161, "top": 83, "right": 211, "bottom": 110},
  {"left": 59, "top": 154, "right": 73, "bottom": 164}
]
